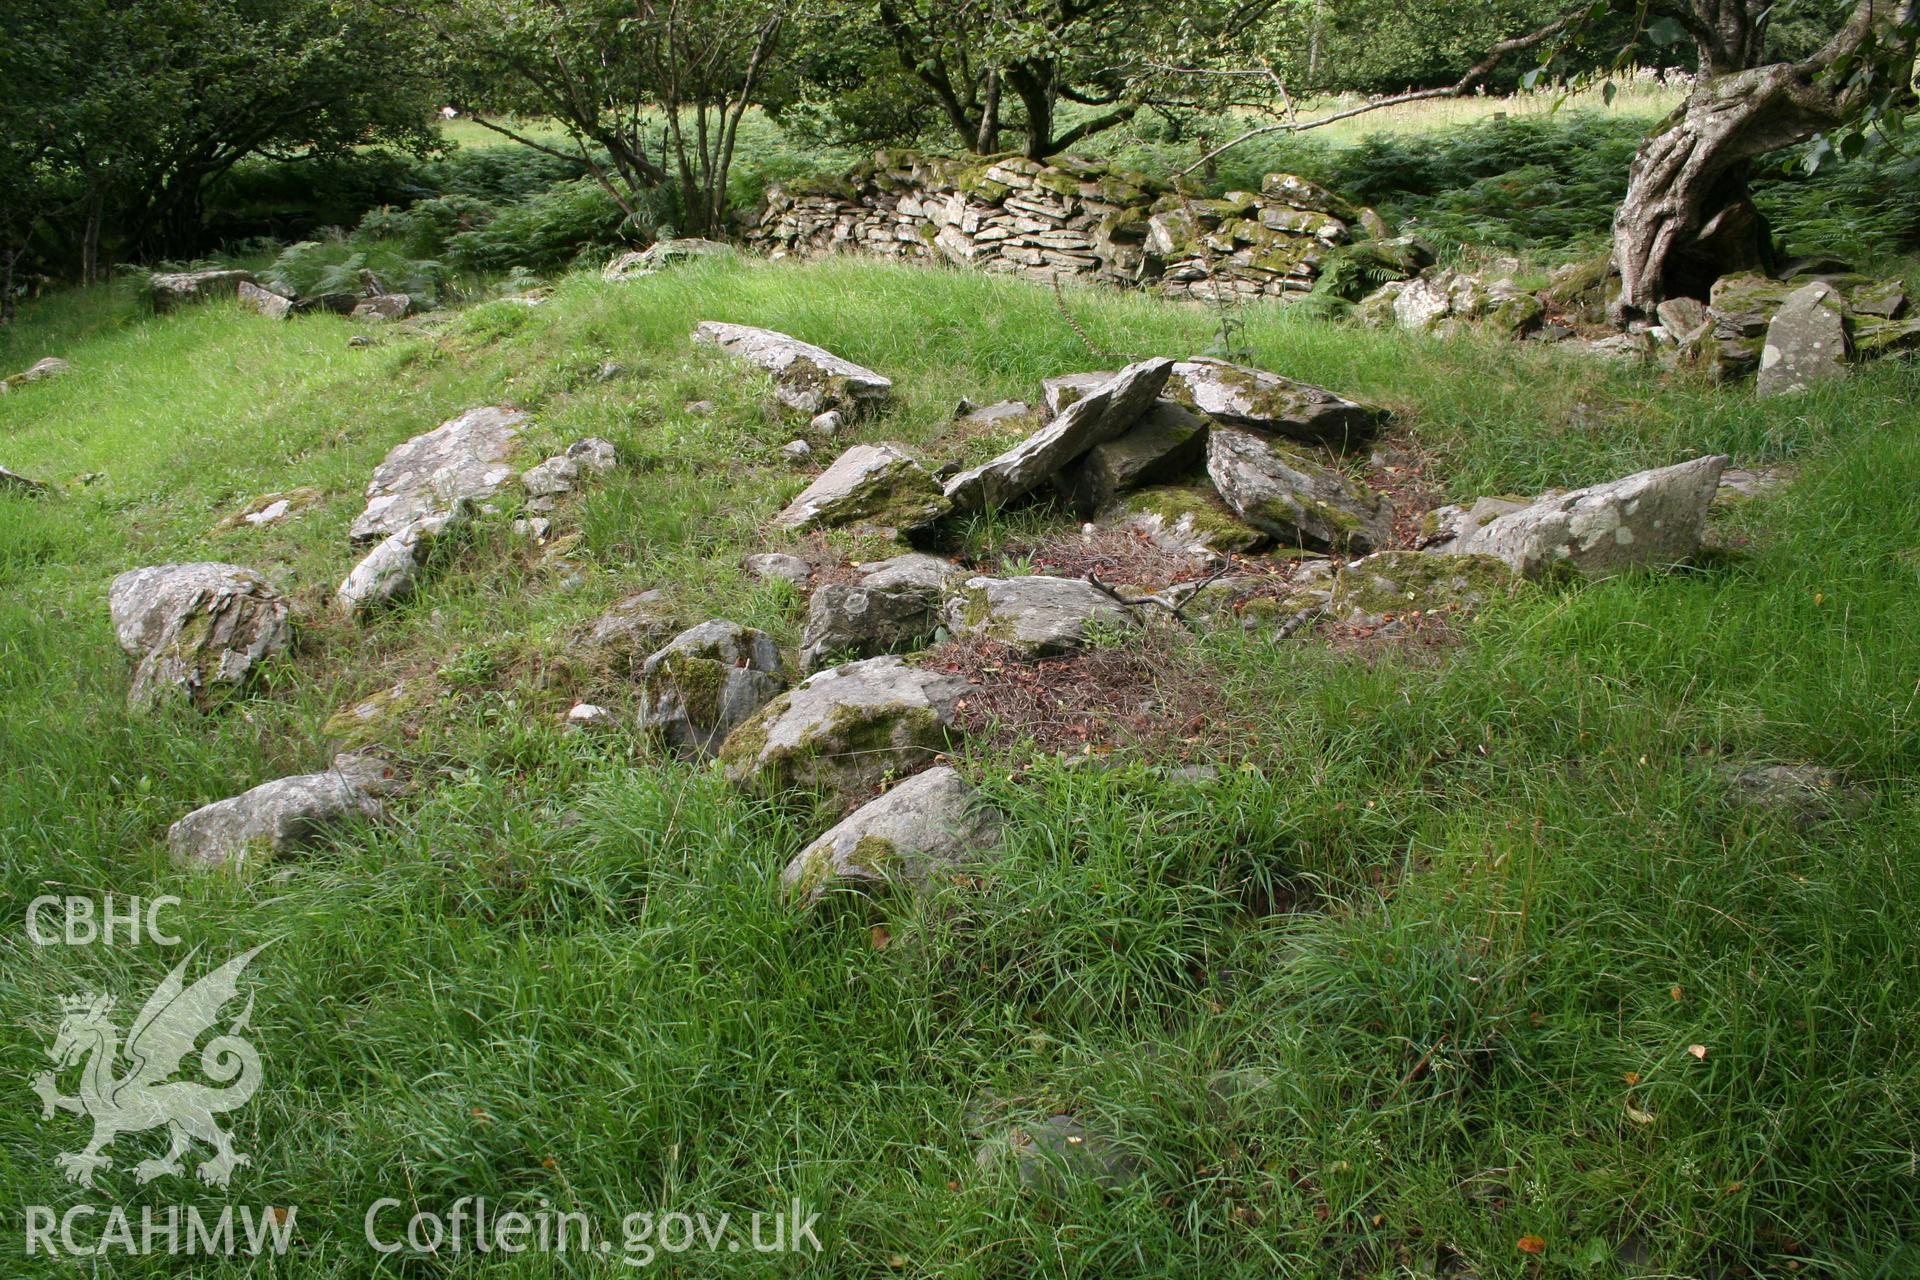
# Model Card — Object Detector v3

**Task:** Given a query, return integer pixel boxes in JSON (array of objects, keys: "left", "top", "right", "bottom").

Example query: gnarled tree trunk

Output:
[{"left": 1610, "top": 64, "right": 1846, "bottom": 320}]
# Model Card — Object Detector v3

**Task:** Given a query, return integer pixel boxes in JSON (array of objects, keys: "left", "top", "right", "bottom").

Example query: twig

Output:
[{"left": 1085, "top": 566, "right": 1231, "bottom": 626}]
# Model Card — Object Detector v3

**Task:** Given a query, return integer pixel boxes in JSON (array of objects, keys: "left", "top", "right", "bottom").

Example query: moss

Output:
[
  {"left": 813, "top": 456, "right": 951, "bottom": 532},
  {"left": 916, "top": 222, "right": 939, "bottom": 244},
  {"left": 1122, "top": 486, "right": 1266, "bottom": 552},
  {"left": 1030, "top": 168, "right": 1084, "bottom": 199},
  {"left": 1482, "top": 293, "right": 1545, "bottom": 337},
  {"left": 783, "top": 173, "right": 862, "bottom": 201},
  {"left": 1332, "top": 551, "right": 1516, "bottom": 618},
  {"left": 648, "top": 653, "right": 730, "bottom": 727}
]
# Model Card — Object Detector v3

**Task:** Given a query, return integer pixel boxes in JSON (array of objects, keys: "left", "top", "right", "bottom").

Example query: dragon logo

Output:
[{"left": 30, "top": 946, "right": 266, "bottom": 1189}]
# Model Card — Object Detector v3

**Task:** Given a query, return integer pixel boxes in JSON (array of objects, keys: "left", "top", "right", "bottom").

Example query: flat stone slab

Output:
[
  {"left": 109, "top": 562, "right": 293, "bottom": 708},
  {"left": 150, "top": 268, "right": 256, "bottom": 312},
  {"left": 781, "top": 765, "right": 1002, "bottom": 904},
  {"left": 693, "top": 321, "right": 892, "bottom": 416},
  {"left": 1168, "top": 358, "right": 1387, "bottom": 448},
  {"left": 350, "top": 405, "right": 527, "bottom": 542},
  {"left": 719, "top": 656, "right": 972, "bottom": 807},
  {"left": 773, "top": 443, "right": 949, "bottom": 533},
  {"left": 945, "top": 358, "right": 1174, "bottom": 512},
  {"left": 1095, "top": 484, "right": 1270, "bottom": 556},
  {"left": 168, "top": 753, "right": 401, "bottom": 869},
  {"left": 1457, "top": 455, "right": 1727, "bottom": 579},
  {"left": 945, "top": 575, "right": 1133, "bottom": 657},
  {"left": 1206, "top": 426, "right": 1393, "bottom": 552}
]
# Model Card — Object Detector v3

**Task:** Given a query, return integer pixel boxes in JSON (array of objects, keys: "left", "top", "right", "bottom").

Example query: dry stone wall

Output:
[{"left": 748, "top": 151, "right": 1378, "bottom": 302}]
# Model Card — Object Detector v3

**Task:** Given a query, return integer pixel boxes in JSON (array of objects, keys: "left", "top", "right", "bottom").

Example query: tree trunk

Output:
[
  {"left": 1, "top": 248, "right": 18, "bottom": 325},
  {"left": 1007, "top": 65, "right": 1054, "bottom": 161},
  {"left": 1610, "top": 63, "right": 1850, "bottom": 321}
]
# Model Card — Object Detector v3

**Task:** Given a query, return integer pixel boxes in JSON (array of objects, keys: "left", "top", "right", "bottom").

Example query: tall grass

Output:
[{"left": 1, "top": 257, "right": 1916, "bottom": 1276}]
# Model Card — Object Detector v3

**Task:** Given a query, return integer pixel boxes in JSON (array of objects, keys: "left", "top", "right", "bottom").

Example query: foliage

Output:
[
  {"left": 443, "top": 178, "right": 641, "bottom": 273},
  {"left": 262, "top": 240, "right": 449, "bottom": 307}
]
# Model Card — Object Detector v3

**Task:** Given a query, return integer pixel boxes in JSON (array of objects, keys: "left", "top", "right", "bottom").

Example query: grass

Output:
[{"left": 2, "top": 255, "right": 1918, "bottom": 1277}]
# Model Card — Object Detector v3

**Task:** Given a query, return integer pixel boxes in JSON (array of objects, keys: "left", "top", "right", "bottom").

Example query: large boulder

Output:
[
  {"left": 944, "top": 357, "right": 1174, "bottom": 512},
  {"left": 719, "top": 656, "right": 971, "bottom": 806},
  {"left": 349, "top": 405, "right": 527, "bottom": 542},
  {"left": 1094, "top": 484, "right": 1270, "bottom": 556},
  {"left": 149, "top": 268, "right": 256, "bottom": 312},
  {"left": 945, "top": 575, "right": 1133, "bottom": 657},
  {"left": 166, "top": 753, "right": 401, "bottom": 869},
  {"left": 1756, "top": 281, "right": 1849, "bottom": 397},
  {"left": 108, "top": 563, "right": 293, "bottom": 708},
  {"left": 692, "top": 321, "right": 892, "bottom": 417},
  {"left": 1167, "top": 358, "right": 1387, "bottom": 448},
  {"left": 336, "top": 506, "right": 468, "bottom": 618},
  {"left": 1206, "top": 427, "right": 1392, "bottom": 552},
  {"left": 636, "top": 620, "right": 785, "bottom": 757},
  {"left": 1455, "top": 455, "right": 1727, "bottom": 579},
  {"left": 1057, "top": 400, "right": 1208, "bottom": 516},
  {"left": 781, "top": 765, "right": 1002, "bottom": 904},
  {"left": 772, "top": 443, "right": 949, "bottom": 533}
]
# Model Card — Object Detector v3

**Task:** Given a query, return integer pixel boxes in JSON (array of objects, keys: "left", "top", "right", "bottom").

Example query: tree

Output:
[
  {"left": 1609, "top": 0, "right": 1918, "bottom": 319},
  {"left": 1174, "top": 0, "right": 1919, "bottom": 322},
  {"left": 409, "top": 0, "right": 795, "bottom": 236},
  {"left": 869, "top": 0, "right": 1280, "bottom": 161},
  {"left": 0, "top": 0, "right": 439, "bottom": 301}
]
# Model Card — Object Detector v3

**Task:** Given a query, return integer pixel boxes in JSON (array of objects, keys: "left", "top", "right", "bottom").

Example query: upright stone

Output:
[
  {"left": 1205, "top": 427, "right": 1392, "bottom": 552},
  {"left": 1756, "top": 281, "right": 1849, "bottom": 397}
]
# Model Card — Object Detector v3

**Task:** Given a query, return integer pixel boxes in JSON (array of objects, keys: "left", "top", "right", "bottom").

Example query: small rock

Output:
[
  {"left": 347, "top": 335, "right": 373, "bottom": 349},
  {"left": 743, "top": 552, "right": 812, "bottom": 586},
  {"left": 1655, "top": 297, "right": 1711, "bottom": 344},
  {"left": 780, "top": 439, "right": 813, "bottom": 462},
  {"left": 1719, "top": 762, "right": 1870, "bottom": 826},
  {"left": 109, "top": 563, "right": 293, "bottom": 708},
  {"left": 521, "top": 455, "right": 581, "bottom": 498},
  {"left": 336, "top": 506, "right": 469, "bottom": 618},
  {"left": 781, "top": 765, "right": 1002, "bottom": 904},
  {"left": 1057, "top": 400, "right": 1208, "bottom": 517},
  {"left": 1, "top": 464, "right": 49, "bottom": 494},
  {"left": 237, "top": 281, "right": 293, "bottom": 320},
  {"left": 685, "top": 399, "right": 716, "bottom": 416},
  {"left": 566, "top": 702, "right": 616, "bottom": 726},
  {"left": 1206, "top": 427, "right": 1393, "bottom": 552},
  {"left": 579, "top": 590, "right": 681, "bottom": 668},
  {"left": 975, "top": 1115, "right": 1140, "bottom": 1192},
  {"left": 692, "top": 321, "right": 892, "bottom": 417},
  {"left": 800, "top": 575, "right": 944, "bottom": 670},
  {"left": 512, "top": 516, "right": 553, "bottom": 540},
  {"left": 772, "top": 443, "right": 950, "bottom": 534},
  {"left": 1041, "top": 372, "right": 1115, "bottom": 416},
  {"left": 1715, "top": 465, "right": 1791, "bottom": 502},
  {"left": 809, "top": 410, "right": 845, "bottom": 433},
  {"left": 944, "top": 575, "right": 1133, "bottom": 658},
  {"left": 5, "top": 356, "right": 70, "bottom": 387},
  {"left": 350, "top": 293, "right": 411, "bottom": 322},
  {"left": 636, "top": 620, "right": 785, "bottom": 758},
  {"left": 566, "top": 437, "right": 618, "bottom": 472},
  {"left": 1095, "top": 485, "right": 1269, "bottom": 556},
  {"left": 856, "top": 552, "right": 961, "bottom": 591},
  {"left": 217, "top": 486, "right": 322, "bottom": 530},
  {"left": 603, "top": 238, "right": 735, "bottom": 280},
  {"left": 166, "top": 753, "right": 401, "bottom": 869},
  {"left": 718, "top": 656, "right": 972, "bottom": 807}
]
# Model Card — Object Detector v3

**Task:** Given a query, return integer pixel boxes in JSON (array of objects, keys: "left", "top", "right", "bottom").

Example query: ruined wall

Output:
[{"left": 748, "top": 151, "right": 1389, "bottom": 302}]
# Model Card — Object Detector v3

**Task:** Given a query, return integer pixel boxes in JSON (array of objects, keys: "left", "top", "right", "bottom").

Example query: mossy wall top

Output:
[{"left": 748, "top": 151, "right": 1375, "bottom": 303}]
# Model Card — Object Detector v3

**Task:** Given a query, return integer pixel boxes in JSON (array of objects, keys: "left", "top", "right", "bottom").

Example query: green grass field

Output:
[{"left": 3, "top": 255, "right": 1918, "bottom": 1277}]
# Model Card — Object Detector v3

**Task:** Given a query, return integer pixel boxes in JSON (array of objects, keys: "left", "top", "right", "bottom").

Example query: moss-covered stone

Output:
[{"left": 1330, "top": 551, "right": 1518, "bottom": 623}]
